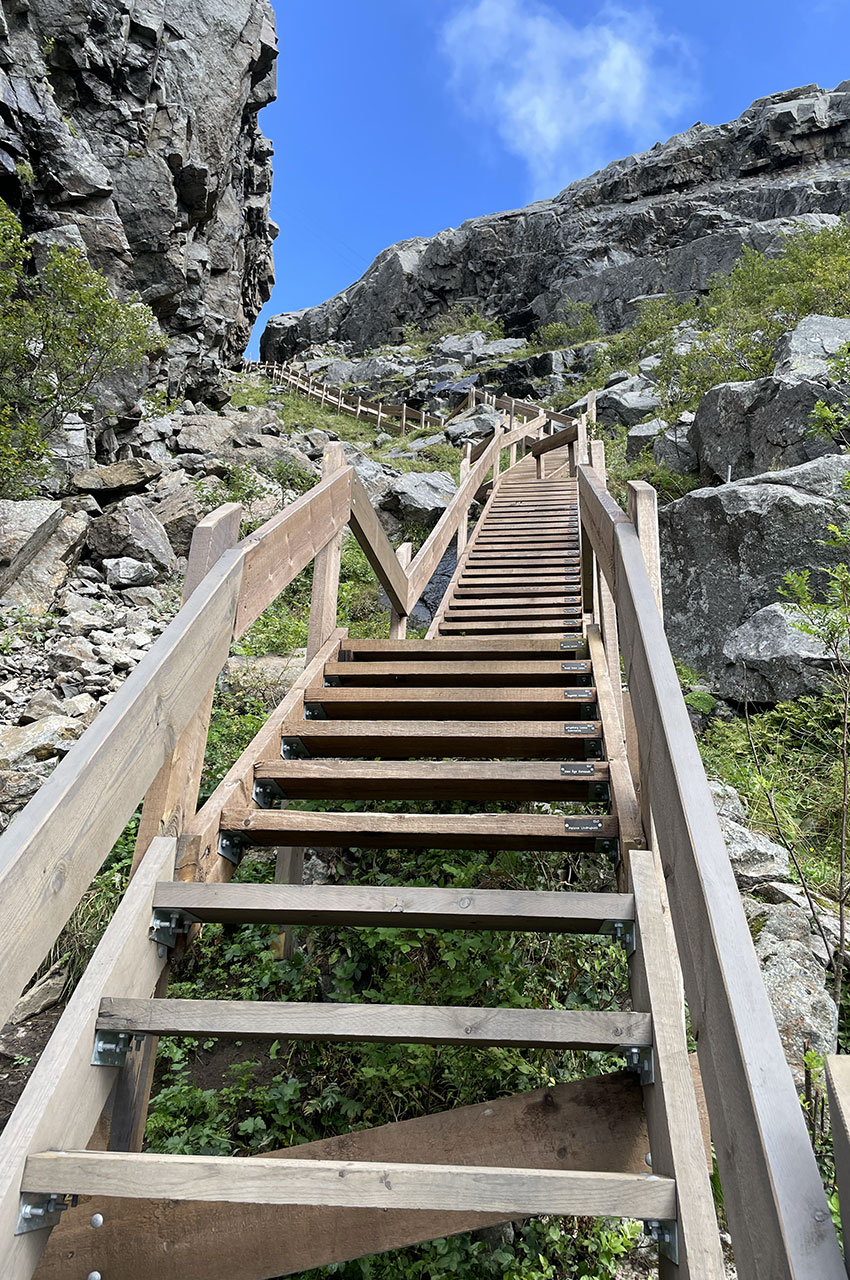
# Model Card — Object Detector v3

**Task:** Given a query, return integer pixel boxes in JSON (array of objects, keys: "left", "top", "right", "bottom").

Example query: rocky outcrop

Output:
[
  {"left": 660, "top": 454, "right": 850, "bottom": 700},
  {"left": 262, "top": 84, "right": 850, "bottom": 358},
  {"left": 0, "top": 0, "right": 277, "bottom": 401}
]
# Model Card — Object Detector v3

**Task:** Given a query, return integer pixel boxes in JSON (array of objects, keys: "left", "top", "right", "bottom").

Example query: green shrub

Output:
[
  {"left": 403, "top": 303, "right": 505, "bottom": 345},
  {"left": 536, "top": 301, "right": 601, "bottom": 350},
  {"left": 0, "top": 199, "right": 160, "bottom": 496}
]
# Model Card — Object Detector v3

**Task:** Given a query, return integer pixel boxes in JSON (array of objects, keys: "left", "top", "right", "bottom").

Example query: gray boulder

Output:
[
  {"left": 154, "top": 487, "right": 206, "bottom": 558},
  {"left": 573, "top": 376, "right": 662, "bottom": 427},
  {"left": 434, "top": 333, "right": 488, "bottom": 361},
  {"left": 379, "top": 471, "right": 458, "bottom": 528},
  {"left": 350, "top": 355, "right": 407, "bottom": 382},
  {"left": 3, "top": 513, "right": 88, "bottom": 615},
  {"left": 71, "top": 460, "right": 161, "bottom": 496},
  {"left": 0, "top": 715, "right": 81, "bottom": 769},
  {"left": 692, "top": 376, "right": 842, "bottom": 482},
  {"left": 653, "top": 424, "right": 698, "bottom": 474},
  {"left": 445, "top": 405, "right": 503, "bottom": 447},
  {"left": 0, "top": 500, "right": 63, "bottom": 593},
  {"left": 477, "top": 338, "right": 528, "bottom": 359},
  {"left": 721, "top": 603, "right": 830, "bottom": 702},
  {"left": 87, "top": 496, "right": 176, "bottom": 575},
  {"left": 626, "top": 417, "right": 667, "bottom": 460},
  {"left": 342, "top": 444, "right": 399, "bottom": 505},
  {"left": 660, "top": 454, "right": 850, "bottom": 697},
  {"left": 709, "top": 781, "right": 791, "bottom": 887},
  {"left": 103, "top": 557, "right": 159, "bottom": 589},
  {"left": 773, "top": 314, "right": 850, "bottom": 381},
  {"left": 176, "top": 415, "right": 238, "bottom": 454},
  {"left": 321, "top": 359, "right": 358, "bottom": 385}
]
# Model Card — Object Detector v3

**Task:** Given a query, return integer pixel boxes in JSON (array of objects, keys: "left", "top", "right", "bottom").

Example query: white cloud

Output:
[{"left": 440, "top": 0, "right": 696, "bottom": 197}]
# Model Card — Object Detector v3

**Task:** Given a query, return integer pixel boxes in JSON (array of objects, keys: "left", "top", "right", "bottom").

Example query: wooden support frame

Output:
[
  {"left": 389, "top": 543, "right": 413, "bottom": 640},
  {"left": 306, "top": 443, "right": 347, "bottom": 661}
]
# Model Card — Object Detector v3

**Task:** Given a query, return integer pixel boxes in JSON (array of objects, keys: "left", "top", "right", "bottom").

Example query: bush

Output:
[
  {"left": 403, "top": 303, "right": 505, "bottom": 345},
  {"left": 0, "top": 199, "right": 160, "bottom": 496},
  {"left": 536, "top": 301, "right": 600, "bottom": 350}
]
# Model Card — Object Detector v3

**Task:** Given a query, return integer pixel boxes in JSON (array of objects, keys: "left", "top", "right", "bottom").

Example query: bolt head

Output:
[
  {"left": 88, "top": 1272, "right": 103, "bottom": 1280},
  {"left": 91, "top": 1212, "right": 104, "bottom": 1228}
]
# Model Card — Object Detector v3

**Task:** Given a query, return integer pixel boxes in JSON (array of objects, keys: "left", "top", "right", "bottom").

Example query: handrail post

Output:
[
  {"left": 458, "top": 443, "right": 472, "bottom": 552},
  {"left": 588, "top": 441, "right": 625, "bottom": 738},
  {"left": 306, "top": 443, "right": 347, "bottom": 662},
  {"left": 389, "top": 543, "right": 413, "bottom": 639},
  {"left": 626, "top": 480, "right": 663, "bottom": 621}
]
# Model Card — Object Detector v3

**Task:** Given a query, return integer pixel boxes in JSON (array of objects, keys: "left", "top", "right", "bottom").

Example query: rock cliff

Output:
[
  {"left": 0, "top": 0, "right": 277, "bottom": 398},
  {"left": 261, "top": 83, "right": 850, "bottom": 358}
]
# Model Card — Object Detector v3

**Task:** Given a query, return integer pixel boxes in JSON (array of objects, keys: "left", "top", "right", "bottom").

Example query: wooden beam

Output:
[
  {"left": 347, "top": 470, "right": 409, "bottom": 615},
  {"left": 826, "top": 1055, "right": 850, "bottom": 1277},
  {"left": 152, "top": 881, "right": 632, "bottom": 931},
  {"left": 0, "top": 838, "right": 177, "bottom": 1280},
  {"left": 306, "top": 444, "right": 347, "bottom": 660},
  {"left": 389, "top": 542, "right": 413, "bottom": 640},
  {"left": 24, "top": 1151, "right": 675, "bottom": 1218}
]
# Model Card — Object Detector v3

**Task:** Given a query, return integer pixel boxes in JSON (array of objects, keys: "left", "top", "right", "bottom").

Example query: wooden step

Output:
[
  {"left": 322, "top": 659, "right": 593, "bottom": 687},
  {"left": 255, "top": 758, "right": 608, "bottom": 801},
  {"left": 22, "top": 1151, "right": 676, "bottom": 1218},
  {"left": 438, "top": 620, "right": 578, "bottom": 635},
  {"left": 97, "top": 998, "right": 648, "bottom": 1048},
  {"left": 279, "top": 719, "right": 601, "bottom": 759},
  {"left": 443, "top": 608, "right": 583, "bottom": 623},
  {"left": 340, "top": 637, "right": 585, "bottom": 658},
  {"left": 446, "top": 596, "right": 581, "bottom": 609},
  {"left": 220, "top": 808, "right": 619, "bottom": 852},
  {"left": 153, "top": 879, "right": 630, "bottom": 929},
  {"left": 304, "top": 686, "right": 596, "bottom": 718}
]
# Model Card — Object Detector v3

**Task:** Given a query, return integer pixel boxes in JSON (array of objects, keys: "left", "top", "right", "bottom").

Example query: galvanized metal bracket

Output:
[
  {"left": 625, "top": 1045, "right": 655, "bottom": 1086},
  {"left": 252, "top": 777, "right": 286, "bottom": 809},
  {"left": 643, "top": 1218, "right": 678, "bottom": 1265},
  {"left": 281, "top": 735, "right": 309, "bottom": 760},
  {"left": 217, "top": 830, "right": 249, "bottom": 866},
  {"left": 303, "top": 702, "right": 327, "bottom": 720},
  {"left": 15, "top": 1193, "right": 77, "bottom": 1235},
  {"left": 91, "top": 1030, "right": 136, "bottom": 1068},
  {"left": 602, "top": 919, "right": 636, "bottom": 957},
  {"left": 150, "top": 907, "right": 198, "bottom": 951}
]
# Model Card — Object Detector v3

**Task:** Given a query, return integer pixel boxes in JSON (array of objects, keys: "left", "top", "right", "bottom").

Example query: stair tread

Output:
[
  {"left": 254, "top": 758, "right": 608, "bottom": 799},
  {"left": 280, "top": 718, "right": 601, "bottom": 758}
]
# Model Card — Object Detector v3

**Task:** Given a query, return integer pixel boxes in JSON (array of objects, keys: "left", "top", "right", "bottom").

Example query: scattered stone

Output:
[
  {"left": 87, "top": 496, "right": 176, "bottom": 575},
  {"left": 626, "top": 417, "right": 667, "bottom": 460},
  {"left": 103, "top": 557, "right": 158, "bottom": 589},
  {"left": 0, "top": 716, "right": 81, "bottom": 768},
  {"left": 71, "top": 460, "right": 162, "bottom": 496},
  {"left": 10, "top": 963, "right": 66, "bottom": 1025},
  {"left": 151, "top": 486, "right": 205, "bottom": 558},
  {"left": 19, "top": 690, "right": 65, "bottom": 723},
  {"left": 444, "top": 405, "right": 502, "bottom": 446},
  {"left": 175, "top": 415, "right": 238, "bottom": 454},
  {"left": 773, "top": 314, "right": 850, "bottom": 381},
  {"left": 4, "top": 513, "right": 89, "bottom": 616},
  {"left": 0, "top": 499, "right": 63, "bottom": 593}
]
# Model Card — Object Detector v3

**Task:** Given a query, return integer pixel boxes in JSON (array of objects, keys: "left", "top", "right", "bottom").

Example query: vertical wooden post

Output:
[
  {"left": 306, "top": 443, "right": 346, "bottom": 661},
  {"left": 508, "top": 439, "right": 517, "bottom": 468},
  {"left": 356, "top": 396, "right": 362, "bottom": 419},
  {"left": 400, "top": 402, "right": 407, "bottom": 435},
  {"left": 420, "top": 406, "right": 426, "bottom": 429},
  {"left": 376, "top": 402, "right": 383, "bottom": 430},
  {"left": 492, "top": 426, "right": 502, "bottom": 486},
  {"left": 589, "top": 440, "right": 625, "bottom": 736},
  {"left": 389, "top": 542, "right": 413, "bottom": 640},
  {"left": 627, "top": 480, "right": 663, "bottom": 621},
  {"left": 458, "top": 444, "right": 472, "bottom": 552},
  {"left": 467, "top": 387, "right": 475, "bottom": 410},
  {"left": 576, "top": 412, "right": 589, "bottom": 467},
  {"left": 320, "top": 382, "right": 327, "bottom": 407},
  {"left": 587, "top": 388, "right": 598, "bottom": 425},
  {"left": 337, "top": 387, "right": 343, "bottom": 413},
  {"left": 509, "top": 398, "right": 516, "bottom": 431}
]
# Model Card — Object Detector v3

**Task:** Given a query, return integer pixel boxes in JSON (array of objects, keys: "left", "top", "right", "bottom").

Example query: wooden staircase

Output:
[{"left": 0, "top": 404, "right": 844, "bottom": 1280}]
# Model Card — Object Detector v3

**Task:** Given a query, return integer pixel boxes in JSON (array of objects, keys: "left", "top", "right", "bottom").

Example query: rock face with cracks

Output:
[
  {"left": 0, "top": 0, "right": 278, "bottom": 400},
  {"left": 262, "top": 84, "right": 850, "bottom": 358}
]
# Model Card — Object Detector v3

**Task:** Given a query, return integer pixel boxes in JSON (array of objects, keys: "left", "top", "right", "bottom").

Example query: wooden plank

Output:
[
  {"left": 576, "top": 464, "right": 630, "bottom": 591},
  {"left": 235, "top": 467, "right": 352, "bottom": 635},
  {"left": 529, "top": 423, "right": 579, "bottom": 458},
  {"left": 389, "top": 542, "right": 413, "bottom": 640},
  {"left": 444, "top": 608, "right": 582, "bottom": 623},
  {"left": 627, "top": 480, "right": 663, "bottom": 623},
  {"left": 629, "top": 850, "right": 724, "bottom": 1278},
  {"left": 304, "top": 685, "right": 595, "bottom": 715},
  {"left": 585, "top": 626, "right": 643, "bottom": 869},
  {"left": 826, "top": 1055, "right": 850, "bottom": 1271},
  {"left": 254, "top": 758, "right": 609, "bottom": 800},
  {"left": 306, "top": 443, "right": 347, "bottom": 660},
  {"left": 0, "top": 837, "right": 177, "bottom": 1280},
  {"left": 347, "top": 470, "right": 409, "bottom": 615},
  {"left": 322, "top": 659, "right": 591, "bottom": 685},
  {"left": 606, "top": 514, "right": 845, "bottom": 1279},
  {"left": 219, "top": 809, "right": 619, "bottom": 851},
  {"left": 0, "top": 551, "right": 242, "bottom": 1031},
  {"left": 588, "top": 439, "right": 625, "bottom": 733},
  {"left": 24, "top": 1151, "right": 675, "bottom": 1219},
  {"left": 342, "top": 636, "right": 580, "bottom": 656},
  {"left": 181, "top": 631, "right": 345, "bottom": 882},
  {"left": 153, "top": 880, "right": 631, "bottom": 930},
  {"left": 278, "top": 718, "right": 601, "bottom": 759},
  {"left": 438, "top": 620, "right": 575, "bottom": 634},
  {"left": 132, "top": 501, "right": 243, "bottom": 869},
  {"left": 31, "top": 1075, "right": 651, "bottom": 1280},
  {"left": 97, "top": 999, "right": 648, "bottom": 1048}
]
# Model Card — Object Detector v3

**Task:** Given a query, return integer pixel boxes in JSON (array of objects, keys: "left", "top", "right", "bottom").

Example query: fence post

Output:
[
  {"left": 389, "top": 543, "right": 413, "bottom": 640},
  {"left": 401, "top": 402, "right": 407, "bottom": 434},
  {"left": 627, "top": 480, "right": 663, "bottom": 621},
  {"left": 458, "top": 443, "right": 472, "bottom": 552},
  {"left": 306, "top": 442, "right": 347, "bottom": 661},
  {"left": 376, "top": 402, "right": 383, "bottom": 430}
]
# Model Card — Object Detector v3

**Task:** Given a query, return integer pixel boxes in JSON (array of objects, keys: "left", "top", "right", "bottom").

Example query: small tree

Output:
[{"left": 0, "top": 200, "right": 161, "bottom": 497}]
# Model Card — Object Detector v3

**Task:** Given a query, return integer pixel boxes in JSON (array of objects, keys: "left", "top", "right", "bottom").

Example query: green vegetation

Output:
[
  {"left": 534, "top": 301, "right": 601, "bottom": 351},
  {"left": 0, "top": 199, "right": 160, "bottom": 497},
  {"left": 402, "top": 302, "right": 505, "bottom": 347}
]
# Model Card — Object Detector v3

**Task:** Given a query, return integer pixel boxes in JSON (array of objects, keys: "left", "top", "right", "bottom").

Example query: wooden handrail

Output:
[
  {"left": 576, "top": 461, "right": 845, "bottom": 1280},
  {"left": 528, "top": 420, "right": 578, "bottom": 458}
]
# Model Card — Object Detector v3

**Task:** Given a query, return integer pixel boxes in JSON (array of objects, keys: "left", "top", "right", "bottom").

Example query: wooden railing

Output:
[
  {"left": 0, "top": 411, "right": 543, "bottom": 1030},
  {"left": 577, "top": 455, "right": 845, "bottom": 1280},
  {"left": 243, "top": 360, "right": 449, "bottom": 433}
]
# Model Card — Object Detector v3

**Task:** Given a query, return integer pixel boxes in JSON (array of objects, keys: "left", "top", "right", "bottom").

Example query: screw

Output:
[
  {"left": 88, "top": 1272, "right": 103, "bottom": 1280},
  {"left": 91, "top": 1212, "right": 104, "bottom": 1228}
]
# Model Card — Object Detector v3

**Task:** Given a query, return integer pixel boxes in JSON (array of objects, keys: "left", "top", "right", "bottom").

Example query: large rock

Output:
[
  {"left": 626, "top": 417, "right": 667, "bottom": 460},
  {"left": 710, "top": 781, "right": 791, "bottom": 888},
  {"left": 341, "top": 445, "right": 398, "bottom": 506},
  {"left": 653, "top": 424, "right": 698, "bottom": 474},
  {"left": 573, "top": 376, "right": 661, "bottom": 427},
  {"left": 773, "top": 314, "right": 850, "bottom": 381},
  {"left": 176, "top": 415, "right": 238, "bottom": 454},
  {"left": 0, "top": 715, "right": 81, "bottom": 768},
  {"left": 4, "top": 513, "right": 88, "bottom": 615},
  {"left": 263, "top": 87, "right": 850, "bottom": 358},
  {"left": 87, "top": 496, "right": 176, "bottom": 575},
  {"left": 692, "top": 376, "right": 842, "bottom": 482},
  {"left": 154, "top": 486, "right": 205, "bottom": 558},
  {"left": 721, "top": 603, "right": 831, "bottom": 702},
  {"left": 71, "top": 460, "right": 161, "bottom": 496},
  {"left": 660, "top": 454, "right": 850, "bottom": 697},
  {"left": 0, "top": 0, "right": 277, "bottom": 403},
  {"left": 0, "top": 499, "right": 63, "bottom": 592},
  {"left": 379, "top": 471, "right": 458, "bottom": 528},
  {"left": 445, "top": 405, "right": 503, "bottom": 447}
]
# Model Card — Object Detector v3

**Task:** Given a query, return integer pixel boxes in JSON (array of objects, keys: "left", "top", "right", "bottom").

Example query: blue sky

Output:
[{"left": 247, "top": 0, "right": 850, "bottom": 352}]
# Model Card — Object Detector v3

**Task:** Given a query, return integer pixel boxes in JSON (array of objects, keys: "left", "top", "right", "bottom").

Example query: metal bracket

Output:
[
  {"left": 281, "top": 736, "right": 309, "bottom": 760},
  {"left": 91, "top": 1030, "right": 135, "bottom": 1068},
  {"left": 303, "top": 702, "right": 327, "bottom": 720},
  {"left": 643, "top": 1218, "right": 678, "bottom": 1265},
  {"left": 16, "top": 1193, "right": 78, "bottom": 1235},
  {"left": 150, "top": 907, "right": 198, "bottom": 951},
  {"left": 584, "top": 739, "right": 602, "bottom": 760},
  {"left": 323, "top": 673, "right": 341, "bottom": 687},
  {"left": 252, "top": 777, "right": 286, "bottom": 809},
  {"left": 625, "top": 1045, "right": 655, "bottom": 1086},
  {"left": 602, "top": 919, "right": 636, "bottom": 957},
  {"left": 217, "top": 830, "right": 249, "bottom": 866}
]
